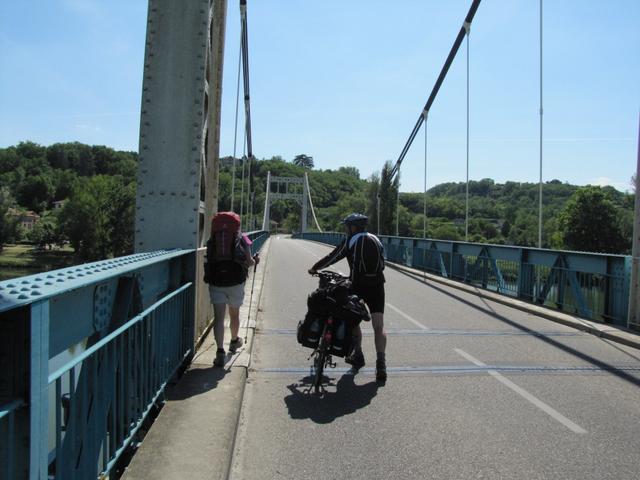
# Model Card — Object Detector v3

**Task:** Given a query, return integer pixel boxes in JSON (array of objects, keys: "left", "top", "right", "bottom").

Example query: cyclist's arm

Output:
[{"left": 310, "top": 239, "right": 347, "bottom": 272}]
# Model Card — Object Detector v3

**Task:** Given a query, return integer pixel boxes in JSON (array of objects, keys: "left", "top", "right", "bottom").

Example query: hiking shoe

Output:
[
  {"left": 213, "top": 349, "right": 226, "bottom": 367},
  {"left": 376, "top": 359, "right": 387, "bottom": 383},
  {"left": 229, "top": 337, "right": 244, "bottom": 353},
  {"left": 345, "top": 351, "right": 365, "bottom": 371}
]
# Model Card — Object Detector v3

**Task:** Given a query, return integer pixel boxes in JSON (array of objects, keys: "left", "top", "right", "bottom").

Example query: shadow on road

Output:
[
  {"left": 165, "top": 366, "right": 229, "bottom": 401},
  {"left": 284, "top": 373, "right": 378, "bottom": 424},
  {"left": 391, "top": 266, "right": 640, "bottom": 389}
]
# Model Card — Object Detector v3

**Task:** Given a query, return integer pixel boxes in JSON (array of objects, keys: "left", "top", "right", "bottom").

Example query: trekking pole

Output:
[{"left": 245, "top": 259, "right": 258, "bottom": 342}]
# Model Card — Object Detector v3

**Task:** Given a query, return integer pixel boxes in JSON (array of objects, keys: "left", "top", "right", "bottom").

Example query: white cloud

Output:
[{"left": 589, "top": 176, "right": 630, "bottom": 192}]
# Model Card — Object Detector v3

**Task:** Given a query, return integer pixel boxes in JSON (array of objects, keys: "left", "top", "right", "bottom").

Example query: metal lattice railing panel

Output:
[{"left": 292, "top": 232, "right": 632, "bottom": 327}]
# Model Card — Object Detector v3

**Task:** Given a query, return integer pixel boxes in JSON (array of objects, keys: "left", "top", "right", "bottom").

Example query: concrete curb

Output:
[{"left": 387, "top": 261, "right": 640, "bottom": 351}]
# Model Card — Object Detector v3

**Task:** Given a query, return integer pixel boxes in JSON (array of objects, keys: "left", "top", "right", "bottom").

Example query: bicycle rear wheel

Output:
[{"left": 313, "top": 350, "right": 326, "bottom": 393}]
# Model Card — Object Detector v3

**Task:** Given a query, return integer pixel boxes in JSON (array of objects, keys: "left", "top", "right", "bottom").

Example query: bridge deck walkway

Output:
[{"left": 229, "top": 236, "right": 640, "bottom": 480}]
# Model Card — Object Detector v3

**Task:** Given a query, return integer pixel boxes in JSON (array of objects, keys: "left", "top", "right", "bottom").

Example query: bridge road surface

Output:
[{"left": 229, "top": 236, "right": 640, "bottom": 480}]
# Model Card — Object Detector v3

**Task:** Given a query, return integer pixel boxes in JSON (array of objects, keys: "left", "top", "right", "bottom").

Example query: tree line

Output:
[{"left": 0, "top": 141, "right": 635, "bottom": 262}]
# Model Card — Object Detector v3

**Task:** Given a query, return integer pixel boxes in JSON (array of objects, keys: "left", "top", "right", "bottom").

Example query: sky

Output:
[{"left": 0, "top": 0, "right": 638, "bottom": 193}]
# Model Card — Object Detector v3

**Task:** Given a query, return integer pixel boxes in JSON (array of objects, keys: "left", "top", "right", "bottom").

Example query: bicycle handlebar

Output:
[{"left": 310, "top": 270, "right": 349, "bottom": 280}]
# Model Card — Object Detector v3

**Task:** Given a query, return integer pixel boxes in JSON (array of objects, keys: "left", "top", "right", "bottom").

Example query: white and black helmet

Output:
[{"left": 342, "top": 213, "right": 368, "bottom": 229}]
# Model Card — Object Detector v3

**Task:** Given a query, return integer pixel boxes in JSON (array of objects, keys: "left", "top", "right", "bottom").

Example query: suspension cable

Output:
[
  {"left": 231, "top": 28, "right": 242, "bottom": 211},
  {"left": 423, "top": 115, "right": 428, "bottom": 239},
  {"left": 389, "top": 0, "right": 482, "bottom": 181},
  {"left": 538, "top": 0, "right": 544, "bottom": 248},
  {"left": 395, "top": 168, "right": 401, "bottom": 236},
  {"left": 240, "top": 0, "right": 253, "bottom": 159},
  {"left": 465, "top": 23, "right": 470, "bottom": 242},
  {"left": 239, "top": 129, "right": 247, "bottom": 219},
  {"left": 305, "top": 172, "right": 323, "bottom": 232}
]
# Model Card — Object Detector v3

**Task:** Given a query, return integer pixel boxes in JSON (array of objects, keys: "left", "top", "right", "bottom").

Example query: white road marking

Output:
[
  {"left": 454, "top": 348, "right": 588, "bottom": 434},
  {"left": 386, "top": 303, "right": 430, "bottom": 330}
]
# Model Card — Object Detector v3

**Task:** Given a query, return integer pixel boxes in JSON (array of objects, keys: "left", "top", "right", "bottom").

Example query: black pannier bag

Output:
[
  {"left": 298, "top": 279, "right": 370, "bottom": 357},
  {"left": 297, "top": 311, "right": 323, "bottom": 349},
  {"left": 327, "top": 316, "right": 352, "bottom": 357}
]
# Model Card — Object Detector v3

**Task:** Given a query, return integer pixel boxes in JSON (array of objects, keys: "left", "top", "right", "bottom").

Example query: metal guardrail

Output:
[
  {"left": 292, "top": 232, "right": 632, "bottom": 328},
  {"left": 0, "top": 230, "right": 269, "bottom": 479}
]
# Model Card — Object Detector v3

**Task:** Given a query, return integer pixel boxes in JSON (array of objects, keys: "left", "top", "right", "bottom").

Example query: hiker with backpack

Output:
[
  {"left": 204, "top": 212, "right": 259, "bottom": 367},
  {"left": 308, "top": 213, "right": 387, "bottom": 383}
]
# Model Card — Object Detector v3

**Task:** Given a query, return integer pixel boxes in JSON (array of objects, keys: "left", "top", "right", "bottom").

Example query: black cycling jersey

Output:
[{"left": 312, "top": 232, "right": 385, "bottom": 287}]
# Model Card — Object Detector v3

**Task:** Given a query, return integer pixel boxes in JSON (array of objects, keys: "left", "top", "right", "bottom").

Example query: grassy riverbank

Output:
[{"left": 0, "top": 244, "right": 78, "bottom": 281}]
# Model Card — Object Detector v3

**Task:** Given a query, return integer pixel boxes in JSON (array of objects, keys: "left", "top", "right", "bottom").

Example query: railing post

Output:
[
  {"left": 517, "top": 248, "right": 534, "bottom": 301},
  {"left": 29, "top": 300, "right": 50, "bottom": 480}
]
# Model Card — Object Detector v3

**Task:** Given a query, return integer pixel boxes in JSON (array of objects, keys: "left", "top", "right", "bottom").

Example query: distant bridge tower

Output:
[
  {"left": 262, "top": 172, "right": 308, "bottom": 233},
  {"left": 134, "top": 0, "right": 227, "bottom": 251}
]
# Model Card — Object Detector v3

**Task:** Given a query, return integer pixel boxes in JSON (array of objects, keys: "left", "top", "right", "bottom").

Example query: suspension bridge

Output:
[{"left": 1, "top": 1, "right": 639, "bottom": 479}]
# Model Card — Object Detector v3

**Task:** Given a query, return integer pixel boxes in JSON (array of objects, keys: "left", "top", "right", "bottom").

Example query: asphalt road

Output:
[{"left": 229, "top": 236, "right": 640, "bottom": 480}]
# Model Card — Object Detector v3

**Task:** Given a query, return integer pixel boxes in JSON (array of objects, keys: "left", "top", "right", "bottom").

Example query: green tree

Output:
[
  {"left": 59, "top": 176, "right": 135, "bottom": 260},
  {"left": 17, "top": 174, "right": 54, "bottom": 212},
  {"left": 292, "top": 154, "right": 314, "bottom": 169},
  {"left": 0, "top": 187, "right": 19, "bottom": 250},
  {"left": 28, "top": 214, "right": 58, "bottom": 250},
  {"left": 558, "top": 186, "right": 629, "bottom": 253},
  {"left": 377, "top": 161, "right": 399, "bottom": 235}
]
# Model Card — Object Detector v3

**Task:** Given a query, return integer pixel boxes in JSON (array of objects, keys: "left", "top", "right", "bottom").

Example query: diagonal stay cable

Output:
[
  {"left": 390, "top": 0, "right": 482, "bottom": 180},
  {"left": 240, "top": 0, "right": 253, "bottom": 159}
]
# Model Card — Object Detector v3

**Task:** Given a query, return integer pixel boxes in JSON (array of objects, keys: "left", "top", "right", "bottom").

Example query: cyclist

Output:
[{"left": 308, "top": 213, "right": 387, "bottom": 382}]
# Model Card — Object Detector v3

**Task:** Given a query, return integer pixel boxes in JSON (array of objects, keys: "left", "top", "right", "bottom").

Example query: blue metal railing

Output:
[
  {"left": 0, "top": 230, "right": 269, "bottom": 479},
  {"left": 0, "top": 399, "right": 25, "bottom": 480},
  {"left": 292, "top": 232, "right": 632, "bottom": 327}
]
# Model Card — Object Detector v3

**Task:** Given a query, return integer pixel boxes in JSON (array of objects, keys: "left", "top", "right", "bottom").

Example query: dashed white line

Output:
[
  {"left": 454, "top": 348, "right": 587, "bottom": 434},
  {"left": 386, "top": 303, "right": 430, "bottom": 330}
]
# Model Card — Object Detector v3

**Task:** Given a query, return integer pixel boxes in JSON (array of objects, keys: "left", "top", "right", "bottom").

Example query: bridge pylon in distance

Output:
[
  {"left": 134, "top": 0, "right": 227, "bottom": 252},
  {"left": 262, "top": 171, "right": 309, "bottom": 233}
]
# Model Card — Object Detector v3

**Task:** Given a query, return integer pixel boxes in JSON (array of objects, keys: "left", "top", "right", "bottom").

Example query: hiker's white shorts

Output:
[{"left": 209, "top": 283, "right": 246, "bottom": 308}]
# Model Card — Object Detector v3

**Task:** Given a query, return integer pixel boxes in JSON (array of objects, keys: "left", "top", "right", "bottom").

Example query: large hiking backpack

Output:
[{"left": 204, "top": 212, "right": 248, "bottom": 286}]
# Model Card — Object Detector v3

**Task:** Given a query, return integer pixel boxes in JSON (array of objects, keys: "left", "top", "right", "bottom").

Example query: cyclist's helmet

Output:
[{"left": 342, "top": 213, "right": 368, "bottom": 230}]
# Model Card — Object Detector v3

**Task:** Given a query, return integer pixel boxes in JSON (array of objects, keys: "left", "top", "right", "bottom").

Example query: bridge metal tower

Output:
[
  {"left": 134, "top": 0, "right": 227, "bottom": 252},
  {"left": 133, "top": 0, "right": 228, "bottom": 340},
  {"left": 262, "top": 172, "right": 308, "bottom": 233}
]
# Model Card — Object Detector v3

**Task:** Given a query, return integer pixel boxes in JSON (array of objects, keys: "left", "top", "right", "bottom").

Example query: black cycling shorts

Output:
[{"left": 353, "top": 282, "right": 385, "bottom": 314}]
